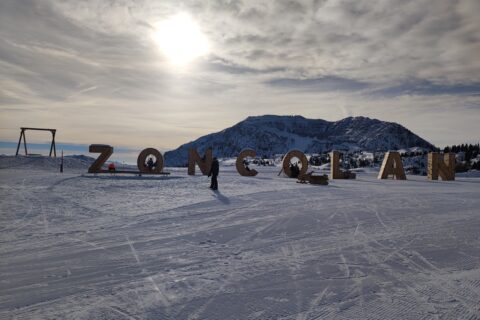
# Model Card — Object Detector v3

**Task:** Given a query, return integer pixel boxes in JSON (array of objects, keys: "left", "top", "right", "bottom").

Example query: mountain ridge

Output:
[{"left": 164, "top": 115, "right": 435, "bottom": 166}]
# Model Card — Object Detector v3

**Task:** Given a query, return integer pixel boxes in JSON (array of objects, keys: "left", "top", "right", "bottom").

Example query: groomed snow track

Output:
[{"left": 1, "top": 165, "right": 480, "bottom": 319}]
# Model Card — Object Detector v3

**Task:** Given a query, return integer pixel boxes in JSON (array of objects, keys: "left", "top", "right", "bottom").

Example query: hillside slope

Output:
[{"left": 165, "top": 115, "right": 434, "bottom": 166}]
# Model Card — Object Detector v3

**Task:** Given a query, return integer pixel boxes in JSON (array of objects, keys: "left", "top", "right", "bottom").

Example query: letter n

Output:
[
  {"left": 188, "top": 148, "right": 212, "bottom": 175},
  {"left": 378, "top": 151, "right": 406, "bottom": 180},
  {"left": 428, "top": 152, "right": 455, "bottom": 181}
]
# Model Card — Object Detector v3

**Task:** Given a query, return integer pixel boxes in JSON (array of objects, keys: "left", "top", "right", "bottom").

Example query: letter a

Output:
[
  {"left": 188, "top": 148, "right": 212, "bottom": 175},
  {"left": 428, "top": 152, "right": 455, "bottom": 181},
  {"left": 378, "top": 151, "right": 406, "bottom": 180}
]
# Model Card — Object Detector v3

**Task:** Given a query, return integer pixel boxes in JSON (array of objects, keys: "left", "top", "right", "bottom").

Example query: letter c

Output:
[{"left": 236, "top": 149, "right": 258, "bottom": 176}]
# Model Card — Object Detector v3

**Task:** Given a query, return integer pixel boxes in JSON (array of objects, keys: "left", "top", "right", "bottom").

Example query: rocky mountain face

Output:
[{"left": 164, "top": 115, "right": 435, "bottom": 166}]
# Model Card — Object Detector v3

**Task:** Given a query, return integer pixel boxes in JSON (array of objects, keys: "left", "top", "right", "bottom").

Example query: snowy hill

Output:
[
  {"left": 0, "top": 155, "right": 140, "bottom": 172},
  {"left": 165, "top": 115, "right": 435, "bottom": 166},
  {"left": 0, "top": 155, "right": 95, "bottom": 171}
]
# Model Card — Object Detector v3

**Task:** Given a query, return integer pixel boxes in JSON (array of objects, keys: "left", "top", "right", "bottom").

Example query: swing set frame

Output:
[{"left": 15, "top": 127, "right": 57, "bottom": 157}]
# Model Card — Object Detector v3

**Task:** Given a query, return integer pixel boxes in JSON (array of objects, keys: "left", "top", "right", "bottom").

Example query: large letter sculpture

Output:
[
  {"left": 330, "top": 150, "right": 343, "bottom": 179},
  {"left": 88, "top": 144, "right": 114, "bottom": 173},
  {"left": 282, "top": 150, "right": 308, "bottom": 178},
  {"left": 378, "top": 151, "right": 406, "bottom": 180},
  {"left": 188, "top": 148, "right": 212, "bottom": 175},
  {"left": 137, "top": 148, "right": 164, "bottom": 173},
  {"left": 236, "top": 149, "right": 258, "bottom": 176},
  {"left": 330, "top": 150, "right": 356, "bottom": 179},
  {"left": 428, "top": 152, "right": 455, "bottom": 181}
]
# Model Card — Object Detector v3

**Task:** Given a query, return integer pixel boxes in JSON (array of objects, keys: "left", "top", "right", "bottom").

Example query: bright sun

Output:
[{"left": 154, "top": 13, "right": 209, "bottom": 66}]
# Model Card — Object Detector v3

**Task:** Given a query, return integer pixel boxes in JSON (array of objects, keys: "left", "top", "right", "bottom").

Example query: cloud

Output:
[
  {"left": 0, "top": 0, "right": 479, "bottom": 151},
  {"left": 370, "top": 80, "right": 480, "bottom": 97},
  {"left": 267, "top": 76, "right": 370, "bottom": 92}
]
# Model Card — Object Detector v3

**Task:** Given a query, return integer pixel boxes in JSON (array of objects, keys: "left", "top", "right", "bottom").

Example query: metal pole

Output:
[{"left": 60, "top": 149, "right": 64, "bottom": 173}]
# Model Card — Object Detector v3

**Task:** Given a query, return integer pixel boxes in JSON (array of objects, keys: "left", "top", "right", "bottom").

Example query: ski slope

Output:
[{"left": 1, "top": 161, "right": 480, "bottom": 319}]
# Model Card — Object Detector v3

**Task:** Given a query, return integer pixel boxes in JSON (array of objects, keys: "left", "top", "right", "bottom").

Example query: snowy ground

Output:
[{"left": 1, "top": 159, "right": 480, "bottom": 319}]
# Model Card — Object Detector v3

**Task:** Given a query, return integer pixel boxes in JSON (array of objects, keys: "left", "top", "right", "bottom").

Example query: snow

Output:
[
  {"left": 164, "top": 115, "right": 435, "bottom": 166},
  {"left": 1, "top": 156, "right": 480, "bottom": 319},
  {"left": 457, "top": 170, "right": 480, "bottom": 178}
]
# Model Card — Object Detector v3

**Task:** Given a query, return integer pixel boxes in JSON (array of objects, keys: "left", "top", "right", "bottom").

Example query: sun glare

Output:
[{"left": 154, "top": 13, "right": 209, "bottom": 66}]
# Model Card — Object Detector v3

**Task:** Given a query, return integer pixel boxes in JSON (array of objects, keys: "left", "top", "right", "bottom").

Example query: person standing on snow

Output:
[
  {"left": 147, "top": 157, "right": 155, "bottom": 170},
  {"left": 208, "top": 157, "right": 219, "bottom": 190},
  {"left": 108, "top": 162, "right": 116, "bottom": 173}
]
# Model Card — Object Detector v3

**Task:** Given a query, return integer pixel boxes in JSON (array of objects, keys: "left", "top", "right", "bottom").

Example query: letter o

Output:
[
  {"left": 236, "top": 149, "right": 258, "bottom": 176},
  {"left": 282, "top": 150, "right": 308, "bottom": 178},
  {"left": 137, "top": 148, "right": 164, "bottom": 173}
]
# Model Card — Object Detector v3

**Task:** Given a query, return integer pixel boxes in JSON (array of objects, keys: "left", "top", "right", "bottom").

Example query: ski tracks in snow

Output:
[{"left": 2, "top": 169, "right": 480, "bottom": 319}]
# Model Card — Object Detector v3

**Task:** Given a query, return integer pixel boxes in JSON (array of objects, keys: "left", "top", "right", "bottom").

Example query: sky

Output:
[{"left": 1, "top": 0, "right": 479, "bottom": 158}]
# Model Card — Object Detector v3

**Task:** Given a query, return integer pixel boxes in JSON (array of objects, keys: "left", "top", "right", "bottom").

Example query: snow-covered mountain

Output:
[{"left": 165, "top": 115, "right": 435, "bottom": 166}]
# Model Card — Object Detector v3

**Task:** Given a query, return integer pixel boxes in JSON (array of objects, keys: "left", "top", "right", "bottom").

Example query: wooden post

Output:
[
  {"left": 49, "top": 131, "right": 54, "bottom": 157},
  {"left": 378, "top": 151, "right": 406, "bottom": 180},
  {"left": 51, "top": 130, "right": 57, "bottom": 157},
  {"left": 15, "top": 129, "right": 23, "bottom": 156},
  {"left": 188, "top": 148, "right": 212, "bottom": 175},
  {"left": 428, "top": 152, "right": 455, "bottom": 181},
  {"left": 22, "top": 130, "right": 28, "bottom": 155}
]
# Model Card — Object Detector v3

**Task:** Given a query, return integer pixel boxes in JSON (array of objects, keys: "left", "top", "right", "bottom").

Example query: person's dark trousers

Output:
[{"left": 210, "top": 175, "right": 218, "bottom": 190}]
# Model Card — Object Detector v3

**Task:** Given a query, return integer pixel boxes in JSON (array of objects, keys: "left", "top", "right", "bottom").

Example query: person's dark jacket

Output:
[{"left": 209, "top": 159, "right": 219, "bottom": 177}]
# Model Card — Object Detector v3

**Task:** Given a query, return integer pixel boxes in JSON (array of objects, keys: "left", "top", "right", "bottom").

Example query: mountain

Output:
[{"left": 164, "top": 115, "right": 435, "bottom": 166}]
